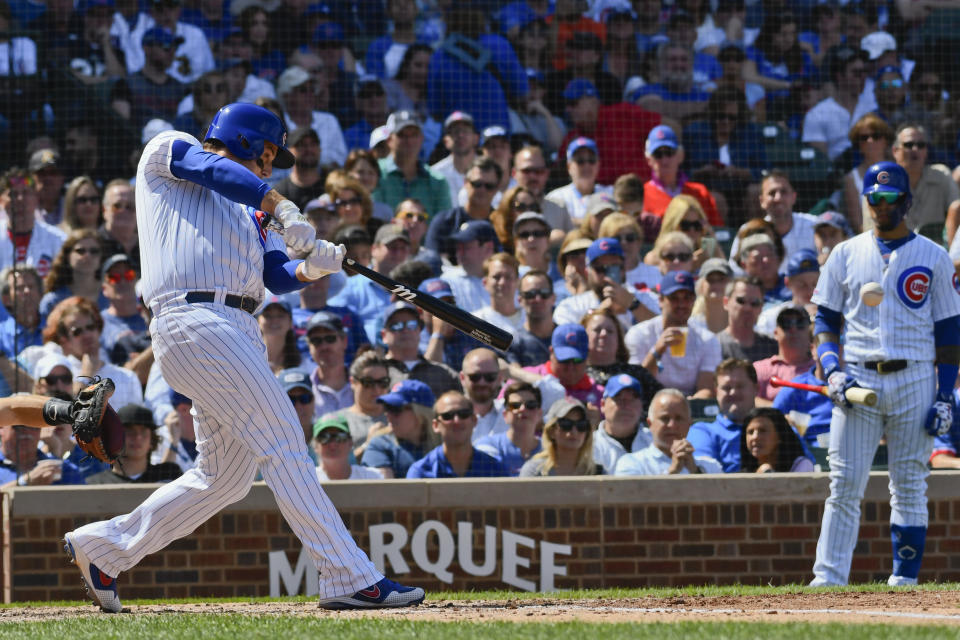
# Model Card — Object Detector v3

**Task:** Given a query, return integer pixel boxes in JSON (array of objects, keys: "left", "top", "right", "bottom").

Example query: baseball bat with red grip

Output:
[{"left": 769, "top": 376, "right": 878, "bottom": 406}]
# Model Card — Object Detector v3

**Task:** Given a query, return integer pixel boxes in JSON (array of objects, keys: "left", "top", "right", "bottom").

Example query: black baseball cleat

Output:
[
  {"left": 63, "top": 532, "right": 123, "bottom": 613},
  {"left": 317, "top": 577, "right": 425, "bottom": 610}
]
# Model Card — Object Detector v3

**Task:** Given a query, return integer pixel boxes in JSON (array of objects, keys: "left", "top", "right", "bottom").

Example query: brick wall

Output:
[{"left": 4, "top": 474, "right": 960, "bottom": 602}]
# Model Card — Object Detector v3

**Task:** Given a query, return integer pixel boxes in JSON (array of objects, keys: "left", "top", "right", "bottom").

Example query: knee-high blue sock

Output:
[{"left": 890, "top": 524, "right": 926, "bottom": 579}]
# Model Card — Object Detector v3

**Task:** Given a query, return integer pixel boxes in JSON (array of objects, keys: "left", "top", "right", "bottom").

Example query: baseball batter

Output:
[
  {"left": 61, "top": 104, "right": 424, "bottom": 612},
  {"left": 810, "top": 161, "right": 960, "bottom": 587}
]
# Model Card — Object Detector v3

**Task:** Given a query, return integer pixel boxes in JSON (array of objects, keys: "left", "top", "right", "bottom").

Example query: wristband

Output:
[
  {"left": 817, "top": 342, "right": 841, "bottom": 377},
  {"left": 430, "top": 333, "right": 446, "bottom": 341},
  {"left": 17, "top": 473, "right": 28, "bottom": 486}
]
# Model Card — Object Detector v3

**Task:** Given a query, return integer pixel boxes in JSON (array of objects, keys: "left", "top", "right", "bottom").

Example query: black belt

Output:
[
  {"left": 858, "top": 359, "right": 908, "bottom": 374},
  {"left": 184, "top": 291, "right": 259, "bottom": 315}
]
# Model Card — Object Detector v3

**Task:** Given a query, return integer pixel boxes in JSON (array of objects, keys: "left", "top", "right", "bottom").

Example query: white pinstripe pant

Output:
[
  {"left": 69, "top": 302, "right": 382, "bottom": 598},
  {"left": 812, "top": 361, "right": 935, "bottom": 585}
]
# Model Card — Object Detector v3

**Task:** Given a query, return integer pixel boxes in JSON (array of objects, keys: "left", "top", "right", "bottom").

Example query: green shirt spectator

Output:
[{"left": 372, "top": 111, "right": 452, "bottom": 217}]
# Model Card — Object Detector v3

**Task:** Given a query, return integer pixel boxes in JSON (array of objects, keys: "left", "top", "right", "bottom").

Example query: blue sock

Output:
[{"left": 890, "top": 524, "right": 927, "bottom": 579}]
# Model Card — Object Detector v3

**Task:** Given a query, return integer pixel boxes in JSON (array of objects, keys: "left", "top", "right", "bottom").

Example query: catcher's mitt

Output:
[{"left": 72, "top": 377, "right": 125, "bottom": 463}]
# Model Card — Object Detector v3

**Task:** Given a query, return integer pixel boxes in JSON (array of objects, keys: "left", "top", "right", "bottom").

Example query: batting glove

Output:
[
  {"left": 303, "top": 241, "right": 345, "bottom": 279},
  {"left": 275, "top": 199, "right": 315, "bottom": 255},
  {"left": 924, "top": 393, "right": 953, "bottom": 437},
  {"left": 826, "top": 370, "right": 859, "bottom": 407}
]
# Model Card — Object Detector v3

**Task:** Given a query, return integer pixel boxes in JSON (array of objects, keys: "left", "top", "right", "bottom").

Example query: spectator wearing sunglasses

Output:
[
  {"left": 511, "top": 146, "right": 573, "bottom": 238},
  {"left": 717, "top": 276, "right": 778, "bottom": 363},
  {"left": 321, "top": 351, "right": 390, "bottom": 452},
  {"left": 647, "top": 196, "right": 725, "bottom": 275},
  {"left": 431, "top": 112, "right": 480, "bottom": 206},
  {"left": 526, "top": 323, "right": 605, "bottom": 407},
  {"left": 753, "top": 307, "right": 816, "bottom": 402},
  {"left": 892, "top": 124, "right": 960, "bottom": 236},
  {"left": 474, "top": 254, "right": 525, "bottom": 335},
  {"left": 626, "top": 271, "right": 722, "bottom": 398},
  {"left": 757, "top": 249, "right": 819, "bottom": 338},
  {"left": 546, "top": 136, "right": 613, "bottom": 223},
  {"left": 301, "top": 311, "right": 355, "bottom": 420},
  {"left": 511, "top": 210, "right": 558, "bottom": 283},
  {"left": 642, "top": 125, "right": 722, "bottom": 229},
  {"left": 475, "top": 381, "right": 543, "bottom": 476},
  {"left": 843, "top": 115, "right": 894, "bottom": 233},
  {"left": 458, "top": 348, "right": 507, "bottom": 442},
  {"left": 293, "top": 278, "right": 368, "bottom": 369},
  {"left": 521, "top": 397, "right": 599, "bottom": 477},
  {"left": 615, "top": 388, "right": 722, "bottom": 475},
  {"left": 592, "top": 373, "right": 652, "bottom": 474},
  {"left": 361, "top": 380, "right": 438, "bottom": 478},
  {"left": 505, "top": 270, "right": 556, "bottom": 367},
  {"left": 380, "top": 302, "right": 460, "bottom": 399},
  {"left": 554, "top": 232, "right": 593, "bottom": 300},
  {"left": 391, "top": 199, "right": 441, "bottom": 275},
  {"left": 424, "top": 157, "right": 503, "bottom": 264},
  {"left": 874, "top": 66, "right": 908, "bottom": 129},
  {"left": 491, "top": 186, "right": 540, "bottom": 256},
  {"left": 100, "top": 254, "right": 146, "bottom": 348},
  {"left": 598, "top": 213, "right": 659, "bottom": 294},
  {"left": 39, "top": 230, "right": 107, "bottom": 319},
  {"left": 407, "top": 391, "right": 510, "bottom": 478},
  {"left": 312, "top": 415, "right": 385, "bottom": 481},
  {"left": 278, "top": 369, "right": 319, "bottom": 448}
]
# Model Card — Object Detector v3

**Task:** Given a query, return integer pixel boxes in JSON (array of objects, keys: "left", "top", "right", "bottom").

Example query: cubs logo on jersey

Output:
[
  {"left": 251, "top": 208, "right": 269, "bottom": 247},
  {"left": 897, "top": 266, "right": 932, "bottom": 309},
  {"left": 953, "top": 273, "right": 960, "bottom": 296}
]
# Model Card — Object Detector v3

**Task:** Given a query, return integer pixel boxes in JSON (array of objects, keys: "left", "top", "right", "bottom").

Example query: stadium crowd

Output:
[{"left": 2, "top": 0, "right": 960, "bottom": 485}]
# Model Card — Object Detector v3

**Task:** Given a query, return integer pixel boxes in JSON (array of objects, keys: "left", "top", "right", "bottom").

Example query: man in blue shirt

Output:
[
  {"left": 1, "top": 422, "right": 85, "bottom": 486},
  {"left": 0, "top": 266, "right": 44, "bottom": 360},
  {"left": 475, "top": 381, "right": 543, "bottom": 476},
  {"left": 687, "top": 358, "right": 757, "bottom": 472},
  {"left": 407, "top": 390, "right": 510, "bottom": 478},
  {"left": 772, "top": 361, "right": 832, "bottom": 448}
]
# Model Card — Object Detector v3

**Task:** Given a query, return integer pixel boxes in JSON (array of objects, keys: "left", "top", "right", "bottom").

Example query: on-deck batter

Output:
[
  {"left": 62, "top": 103, "right": 425, "bottom": 612},
  {"left": 810, "top": 160, "right": 960, "bottom": 587}
]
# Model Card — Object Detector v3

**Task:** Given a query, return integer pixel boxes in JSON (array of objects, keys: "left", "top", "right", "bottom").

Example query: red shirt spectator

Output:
[{"left": 642, "top": 124, "right": 722, "bottom": 226}]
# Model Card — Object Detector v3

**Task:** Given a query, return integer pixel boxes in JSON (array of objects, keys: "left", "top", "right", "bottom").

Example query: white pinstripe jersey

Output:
[
  {"left": 135, "top": 131, "right": 286, "bottom": 307},
  {"left": 812, "top": 231, "right": 960, "bottom": 362}
]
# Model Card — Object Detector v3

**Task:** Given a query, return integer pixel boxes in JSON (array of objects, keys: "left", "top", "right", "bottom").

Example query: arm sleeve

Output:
[
  {"left": 814, "top": 306, "right": 843, "bottom": 336},
  {"left": 262, "top": 250, "right": 308, "bottom": 294},
  {"left": 168, "top": 139, "right": 271, "bottom": 209}
]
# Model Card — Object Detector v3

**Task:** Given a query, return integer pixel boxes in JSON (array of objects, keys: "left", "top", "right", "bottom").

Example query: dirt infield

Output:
[{"left": 3, "top": 591, "right": 960, "bottom": 626}]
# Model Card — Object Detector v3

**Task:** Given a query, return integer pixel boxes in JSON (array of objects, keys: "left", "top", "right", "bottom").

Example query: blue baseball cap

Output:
[
  {"left": 169, "top": 390, "right": 192, "bottom": 407},
  {"left": 586, "top": 237, "right": 623, "bottom": 264},
  {"left": 646, "top": 125, "right": 679, "bottom": 154},
  {"left": 304, "top": 2, "right": 332, "bottom": 16},
  {"left": 551, "top": 323, "right": 588, "bottom": 361},
  {"left": 451, "top": 219, "right": 497, "bottom": 244},
  {"left": 420, "top": 277, "right": 454, "bottom": 299},
  {"left": 815, "top": 211, "right": 853, "bottom": 237},
  {"left": 861, "top": 161, "right": 911, "bottom": 198},
  {"left": 79, "top": 0, "right": 114, "bottom": 14},
  {"left": 258, "top": 296, "right": 292, "bottom": 316},
  {"left": 278, "top": 368, "right": 312, "bottom": 393},
  {"left": 377, "top": 379, "right": 436, "bottom": 408},
  {"left": 659, "top": 270, "right": 696, "bottom": 296},
  {"left": 142, "top": 27, "right": 183, "bottom": 48},
  {"left": 603, "top": 373, "right": 644, "bottom": 399},
  {"left": 566, "top": 136, "right": 598, "bottom": 161},
  {"left": 313, "top": 21, "right": 345, "bottom": 43},
  {"left": 563, "top": 78, "right": 599, "bottom": 102},
  {"left": 785, "top": 248, "right": 820, "bottom": 277}
]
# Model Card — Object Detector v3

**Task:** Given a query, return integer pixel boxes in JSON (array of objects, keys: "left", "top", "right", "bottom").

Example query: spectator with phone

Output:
[{"left": 644, "top": 195, "right": 724, "bottom": 273}]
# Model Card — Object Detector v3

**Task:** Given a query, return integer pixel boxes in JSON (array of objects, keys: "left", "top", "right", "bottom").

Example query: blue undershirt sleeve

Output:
[
  {"left": 814, "top": 306, "right": 842, "bottom": 336},
  {"left": 169, "top": 140, "right": 271, "bottom": 209},
  {"left": 262, "top": 250, "right": 307, "bottom": 294}
]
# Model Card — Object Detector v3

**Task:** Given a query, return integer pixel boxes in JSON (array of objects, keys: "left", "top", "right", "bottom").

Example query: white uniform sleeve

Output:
[
  {"left": 930, "top": 248, "right": 960, "bottom": 322},
  {"left": 811, "top": 240, "right": 847, "bottom": 312},
  {"left": 138, "top": 130, "right": 203, "bottom": 183}
]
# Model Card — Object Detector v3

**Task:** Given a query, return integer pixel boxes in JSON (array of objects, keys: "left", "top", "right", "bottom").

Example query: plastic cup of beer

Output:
[
  {"left": 35, "top": 458, "right": 63, "bottom": 482},
  {"left": 669, "top": 328, "right": 688, "bottom": 357}
]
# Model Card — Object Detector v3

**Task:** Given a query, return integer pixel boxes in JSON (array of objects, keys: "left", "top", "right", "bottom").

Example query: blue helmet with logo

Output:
[
  {"left": 861, "top": 161, "right": 911, "bottom": 229},
  {"left": 204, "top": 103, "right": 295, "bottom": 169}
]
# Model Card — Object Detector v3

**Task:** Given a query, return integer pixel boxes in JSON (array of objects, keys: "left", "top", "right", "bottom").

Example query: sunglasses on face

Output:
[
  {"left": 397, "top": 211, "right": 428, "bottom": 222},
  {"left": 900, "top": 141, "right": 927, "bottom": 151},
  {"left": 288, "top": 392, "right": 313, "bottom": 405},
  {"left": 507, "top": 399, "right": 540, "bottom": 411},
  {"left": 513, "top": 201, "right": 541, "bottom": 213},
  {"left": 572, "top": 156, "right": 597, "bottom": 165},
  {"left": 68, "top": 323, "right": 97, "bottom": 337},
  {"left": 879, "top": 78, "right": 904, "bottom": 89},
  {"left": 563, "top": 248, "right": 587, "bottom": 260},
  {"left": 520, "top": 288, "right": 552, "bottom": 300},
  {"left": 556, "top": 417, "right": 590, "bottom": 432},
  {"left": 335, "top": 196, "right": 363, "bottom": 208},
  {"left": 778, "top": 317, "right": 810, "bottom": 330},
  {"left": 516, "top": 229, "right": 548, "bottom": 240},
  {"left": 735, "top": 296, "right": 762, "bottom": 308},
  {"left": 106, "top": 269, "right": 136, "bottom": 284},
  {"left": 557, "top": 357, "right": 585, "bottom": 365},
  {"left": 866, "top": 191, "right": 905, "bottom": 205},
  {"left": 72, "top": 246, "right": 100, "bottom": 256},
  {"left": 44, "top": 373, "right": 73, "bottom": 385},
  {"left": 316, "top": 430, "right": 350, "bottom": 444},
  {"left": 469, "top": 180, "right": 498, "bottom": 191},
  {"left": 438, "top": 407, "right": 474, "bottom": 422},
  {"left": 309, "top": 334, "right": 340, "bottom": 346},
  {"left": 387, "top": 319, "right": 422, "bottom": 332},
  {"left": 466, "top": 371, "right": 498, "bottom": 383},
  {"left": 652, "top": 147, "right": 676, "bottom": 159},
  {"left": 661, "top": 252, "right": 692, "bottom": 263},
  {"left": 858, "top": 132, "right": 884, "bottom": 143},
  {"left": 75, "top": 195, "right": 100, "bottom": 205},
  {"left": 678, "top": 219, "right": 703, "bottom": 232},
  {"left": 383, "top": 404, "right": 410, "bottom": 415},
  {"left": 358, "top": 376, "right": 390, "bottom": 389}
]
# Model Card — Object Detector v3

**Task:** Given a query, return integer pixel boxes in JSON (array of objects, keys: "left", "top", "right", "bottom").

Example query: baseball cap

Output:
[
  {"left": 288, "top": 127, "right": 319, "bottom": 147},
  {"left": 34, "top": 353, "right": 72, "bottom": 379},
  {"left": 386, "top": 110, "right": 421, "bottom": 134},
  {"left": 776, "top": 305, "right": 810, "bottom": 326},
  {"left": 566, "top": 136, "right": 598, "bottom": 161},
  {"left": 373, "top": 223, "right": 411, "bottom": 246},
  {"left": 551, "top": 323, "right": 588, "bottom": 361},
  {"left": 785, "top": 248, "right": 820, "bottom": 277},
  {"left": 369, "top": 125, "right": 391, "bottom": 149},
  {"left": 480, "top": 125, "right": 508, "bottom": 146},
  {"left": 141, "top": 27, "right": 183, "bottom": 48},
  {"left": 29, "top": 149, "right": 60, "bottom": 173},
  {"left": 739, "top": 233, "right": 775, "bottom": 256},
  {"left": 377, "top": 379, "right": 435, "bottom": 408},
  {"left": 862, "top": 161, "right": 910, "bottom": 196},
  {"left": 312, "top": 21, "right": 345, "bottom": 44},
  {"left": 258, "top": 295, "right": 292, "bottom": 316},
  {"left": 277, "top": 66, "right": 311, "bottom": 96},
  {"left": 699, "top": 257, "right": 733, "bottom": 279},
  {"left": 645, "top": 125, "right": 679, "bottom": 154},
  {"left": 334, "top": 224, "right": 371, "bottom": 246},
  {"left": 420, "top": 277, "right": 454, "bottom": 299},
  {"left": 169, "top": 390, "right": 192, "bottom": 407},
  {"left": 444, "top": 111, "right": 475, "bottom": 132},
  {"left": 659, "top": 270, "right": 696, "bottom": 296},
  {"left": 815, "top": 211, "right": 853, "bottom": 237},
  {"left": 277, "top": 368, "right": 311, "bottom": 393},
  {"left": 563, "top": 78, "right": 599, "bottom": 102},
  {"left": 584, "top": 192, "right": 617, "bottom": 218},
  {"left": 102, "top": 253, "right": 133, "bottom": 273},
  {"left": 603, "top": 373, "right": 644, "bottom": 399},
  {"left": 861, "top": 31, "right": 897, "bottom": 61},
  {"left": 356, "top": 75, "right": 385, "bottom": 98},
  {"left": 451, "top": 219, "right": 497, "bottom": 244},
  {"left": 875, "top": 64, "right": 902, "bottom": 81},
  {"left": 526, "top": 68, "right": 545, "bottom": 84},
  {"left": 79, "top": 0, "right": 114, "bottom": 14},
  {"left": 118, "top": 403, "right": 157, "bottom": 428},
  {"left": 513, "top": 211, "right": 549, "bottom": 232},
  {"left": 312, "top": 414, "right": 349, "bottom": 439},
  {"left": 304, "top": 2, "right": 332, "bottom": 16},
  {"left": 559, "top": 237, "right": 593, "bottom": 258},
  {"left": 381, "top": 300, "right": 419, "bottom": 324},
  {"left": 305, "top": 195, "right": 334, "bottom": 213},
  {"left": 306, "top": 310, "right": 345, "bottom": 334},
  {"left": 544, "top": 396, "right": 586, "bottom": 424},
  {"left": 586, "top": 237, "right": 624, "bottom": 264}
]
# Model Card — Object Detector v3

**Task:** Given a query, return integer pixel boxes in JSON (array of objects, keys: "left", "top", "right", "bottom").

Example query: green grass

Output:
[{"left": 1, "top": 618, "right": 959, "bottom": 640}]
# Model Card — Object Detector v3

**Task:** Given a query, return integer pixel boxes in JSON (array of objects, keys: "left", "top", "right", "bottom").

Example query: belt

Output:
[
  {"left": 858, "top": 359, "right": 908, "bottom": 374},
  {"left": 184, "top": 291, "right": 259, "bottom": 315}
]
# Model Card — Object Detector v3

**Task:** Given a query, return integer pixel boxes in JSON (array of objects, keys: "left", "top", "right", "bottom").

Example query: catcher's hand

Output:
[{"left": 72, "top": 377, "right": 125, "bottom": 463}]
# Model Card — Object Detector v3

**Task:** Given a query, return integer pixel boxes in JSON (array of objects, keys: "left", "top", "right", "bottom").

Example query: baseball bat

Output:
[
  {"left": 264, "top": 215, "right": 513, "bottom": 351},
  {"left": 769, "top": 376, "right": 878, "bottom": 407}
]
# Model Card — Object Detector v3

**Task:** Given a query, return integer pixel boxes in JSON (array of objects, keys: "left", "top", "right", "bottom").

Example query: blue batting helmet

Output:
[
  {"left": 861, "top": 161, "right": 911, "bottom": 199},
  {"left": 204, "top": 103, "right": 295, "bottom": 169}
]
